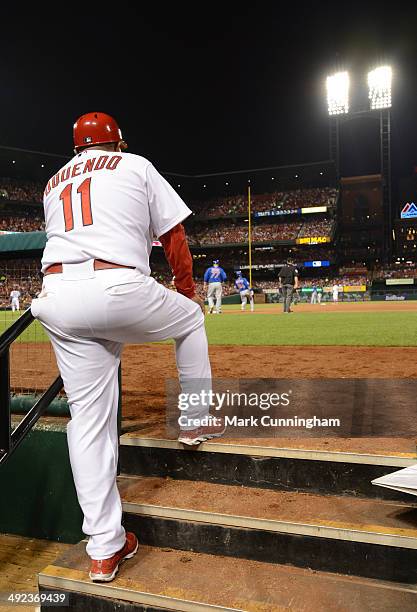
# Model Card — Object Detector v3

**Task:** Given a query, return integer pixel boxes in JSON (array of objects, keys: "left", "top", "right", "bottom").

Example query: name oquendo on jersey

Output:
[{"left": 41, "top": 150, "right": 192, "bottom": 274}]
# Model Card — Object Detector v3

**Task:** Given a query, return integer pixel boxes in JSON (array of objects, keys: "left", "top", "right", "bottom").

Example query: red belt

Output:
[{"left": 44, "top": 259, "right": 135, "bottom": 275}]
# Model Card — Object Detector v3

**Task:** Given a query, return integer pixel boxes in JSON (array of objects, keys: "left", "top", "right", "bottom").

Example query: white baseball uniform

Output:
[
  {"left": 207, "top": 282, "right": 222, "bottom": 312},
  {"left": 332, "top": 284, "right": 339, "bottom": 302},
  {"left": 10, "top": 290, "right": 21, "bottom": 311},
  {"left": 32, "top": 149, "right": 212, "bottom": 560}
]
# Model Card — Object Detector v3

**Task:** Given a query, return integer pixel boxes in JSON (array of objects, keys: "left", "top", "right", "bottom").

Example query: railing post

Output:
[{"left": 0, "top": 351, "right": 11, "bottom": 456}]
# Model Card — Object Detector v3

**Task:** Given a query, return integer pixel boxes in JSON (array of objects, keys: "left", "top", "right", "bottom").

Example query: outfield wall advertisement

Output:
[
  {"left": 385, "top": 278, "right": 414, "bottom": 285},
  {"left": 296, "top": 236, "right": 331, "bottom": 245}
]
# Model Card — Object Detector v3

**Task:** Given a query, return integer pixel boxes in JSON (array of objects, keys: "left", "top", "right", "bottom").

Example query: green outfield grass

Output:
[
  {"left": 204, "top": 307, "right": 417, "bottom": 346},
  {"left": 1, "top": 304, "right": 417, "bottom": 347},
  {"left": 0, "top": 310, "right": 50, "bottom": 343},
  {"left": 204, "top": 302, "right": 417, "bottom": 346}
]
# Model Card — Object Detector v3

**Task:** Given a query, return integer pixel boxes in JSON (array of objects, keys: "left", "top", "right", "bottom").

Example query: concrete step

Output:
[
  {"left": 120, "top": 434, "right": 417, "bottom": 500},
  {"left": 118, "top": 474, "right": 417, "bottom": 583},
  {"left": 38, "top": 542, "right": 417, "bottom": 612}
]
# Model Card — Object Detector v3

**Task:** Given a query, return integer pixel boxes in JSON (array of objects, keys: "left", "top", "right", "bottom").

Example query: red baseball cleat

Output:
[
  {"left": 89, "top": 532, "right": 138, "bottom": 582},
  {"left": 178, "top": 417, "right": 226, "bottom": 446}
]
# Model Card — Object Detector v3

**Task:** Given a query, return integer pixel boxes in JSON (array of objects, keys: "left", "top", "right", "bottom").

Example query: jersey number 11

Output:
[{"left": 59, "top": 178, "right": 93, "bottom": 232}]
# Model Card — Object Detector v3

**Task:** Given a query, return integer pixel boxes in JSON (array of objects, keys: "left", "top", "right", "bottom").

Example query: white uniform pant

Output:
[
  {"left": 333, "top": 291, "right": 339, "bottom": 302},
  {"left": 311, "top": 292, "right": 318, "bottom": 304},
  {"left": 31, "top": 262, "right": 211, "bottom": 560},
  {"left": 240, "top": 289, "right": 254, "bottom": 311},
  {"left": 207, "top": 282, "right": 222, "bottom": 312},
  {"left": 11, "top": 299, "right": 20, "bottom": 311}
]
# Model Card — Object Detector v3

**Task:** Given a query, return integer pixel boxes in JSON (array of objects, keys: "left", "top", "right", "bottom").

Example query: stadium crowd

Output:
[
  {"left": 298, "top": 275, "right": 368, "bottom": 288},
  {"left": 297, "top": 218, "right": 334, "bottom": 238},
  {"left": 0, "top": 258, "right": 42, "bottom": 309},
  {"left": 283, "top": 187, "right": 338, "bottom": 209},
  {"left": 372, "top": 263, "right": 417, "bottom": 279},
  {"left": 0, "top": 178, "right": 43, "bottom": 203},
  {"left": 188, "top": 221, "right": 303, "bottom": 245},
  {"left": 187, "top": 215, "right": 335, "bottom": 246},
  {"left": 0, "top": 215, "right": 45, "bottom": 232},
  {"left": 194, "top": 187, "right": 338, "bottom": 218}
]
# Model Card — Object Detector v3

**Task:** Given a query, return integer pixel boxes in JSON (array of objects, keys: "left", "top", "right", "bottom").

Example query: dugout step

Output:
[
  {"left": 120, "top": 428, "right": 417, "bottom": 458},
  {"left": 120, "top": 433, "right": 417, "bottom": 464},
  {"left": 119, "top": 475, "right": 417, "bottom": 583},
  {"left": 119, "top": 436, "right": 417, "bottom": 500},
  {"left": 38, "top": 542, "right": 417, "bottom": 612}
]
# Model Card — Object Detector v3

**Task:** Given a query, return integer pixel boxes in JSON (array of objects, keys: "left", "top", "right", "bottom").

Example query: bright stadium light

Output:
[
  {"left": 326, "top": 71, "right": 349, "bottom": 115},
  {"left": 368, "top": 66, "right": 392, "bottom": 109}
]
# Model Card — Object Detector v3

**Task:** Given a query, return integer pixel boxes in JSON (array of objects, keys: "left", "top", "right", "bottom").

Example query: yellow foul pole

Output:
[{"left": 248, "top": 185, "right": 252, "bottom": 287}]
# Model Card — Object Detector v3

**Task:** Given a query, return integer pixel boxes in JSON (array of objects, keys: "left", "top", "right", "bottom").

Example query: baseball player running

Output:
[
  {"left": 235, "top": 271, "right": 254, "bottom": 311},
  {"left": 10, "top": 287, "right": 21, "bottom": 312},
  {"left": 204, "top": 259, "right": 227, "bottom": 313},
  {"left": 31, "top": 112, "right": 224, "bottom": 583}
]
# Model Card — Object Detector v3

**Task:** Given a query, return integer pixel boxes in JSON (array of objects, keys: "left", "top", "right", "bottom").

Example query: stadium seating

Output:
[
  {"left": 194, "top": 186, "right": 338, "bottom": 217},
  {"left": 0, "top": 178, "right": 43, "bottom": 203},
  {"left": 372, "top": 264, "right": 417, "bottom": 279},
  {"left": 188, "top": 221, "right": 303, "bottom": 245},
  {"left": 0, "top": 257, "right": 42, "bottom": 308},
  {"left": 0, "top": 215, "right": 45, "bottom": 232}
]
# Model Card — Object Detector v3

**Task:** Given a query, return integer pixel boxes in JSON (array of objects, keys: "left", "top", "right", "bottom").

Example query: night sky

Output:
[{"left": 1, "top": 6, "right": 416, "bottom": 181}]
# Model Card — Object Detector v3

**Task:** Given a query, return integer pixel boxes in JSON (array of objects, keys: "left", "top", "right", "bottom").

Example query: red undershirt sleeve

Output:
[{"left": 159, "top": 223, "right": 196, "bottom": 299}]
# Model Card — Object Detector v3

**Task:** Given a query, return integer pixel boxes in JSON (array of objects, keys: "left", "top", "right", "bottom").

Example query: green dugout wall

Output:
[
  {"left": 0, "top": 231, "right": 46, "bottom": 254},
  {"left": 0, "top": 421, "right": 83, "bottom": 543}
]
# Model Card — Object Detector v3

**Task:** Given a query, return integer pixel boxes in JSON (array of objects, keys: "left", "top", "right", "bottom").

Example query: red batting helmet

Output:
[{"left": 73, "top": 112, "right": 127, "bottom": 152}]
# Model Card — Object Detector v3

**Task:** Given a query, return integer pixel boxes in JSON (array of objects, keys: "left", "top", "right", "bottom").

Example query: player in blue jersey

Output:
[
  {"left": 235, "top": 271, "right": 254, "bottom": 312},
  {"left": 204, "top": 260, "right": 227, "bottom": 314}
]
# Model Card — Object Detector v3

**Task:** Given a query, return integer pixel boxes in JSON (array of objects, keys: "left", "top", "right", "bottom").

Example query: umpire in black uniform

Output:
[{"left": 278, "top": 258, "right": 299, "bottom": 313}]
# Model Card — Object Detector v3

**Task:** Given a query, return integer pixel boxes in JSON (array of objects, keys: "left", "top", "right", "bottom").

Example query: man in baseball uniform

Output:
[
  {"left": 332, "top": 282, "right": 339, "bottom": 303},
  {"left": 31, "top": 112, "right": 224, "bottom": 583},
  {"left": 317, "top": 283, "right": 322, "bottom": 304},
  {"left": 10, "top": 287, "right": 21, "bottom": 312},
  {"left": 235, "top": 271, "right": 254, "bottom": 311},
  {"left": 204, "top": 259, "right": 227, "bottom": 314}
]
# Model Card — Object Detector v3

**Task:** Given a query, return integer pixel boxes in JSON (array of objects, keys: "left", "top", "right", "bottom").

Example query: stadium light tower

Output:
[
  {"left": 326, "top": 72, "right": 350, "bottom": 115},
  {"left": 368, "top": 66, "right": 393, "bottom": 257},
  {"left": 326, "top": 71, "right": 349, "bottom": 179},
  {"left": 368, "top": 66, "right": 392, "bottom": 110},
  {"left": 325, "top": 64, "right": 393, "bottom": 258}
]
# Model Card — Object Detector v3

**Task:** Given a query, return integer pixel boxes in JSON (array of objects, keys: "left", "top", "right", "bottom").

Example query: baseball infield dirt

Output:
[{"left": 228, "top": 301, "right": 417, "bottom": 314}]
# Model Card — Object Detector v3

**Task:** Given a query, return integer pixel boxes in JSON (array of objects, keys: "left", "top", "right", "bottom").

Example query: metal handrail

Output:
[{"left": 0, "top": 308, "right": 64, "bottom": 466}]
